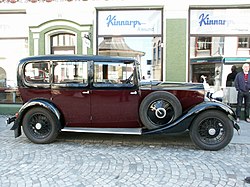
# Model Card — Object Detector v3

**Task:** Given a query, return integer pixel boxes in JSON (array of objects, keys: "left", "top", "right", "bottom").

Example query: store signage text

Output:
[
  {"left": 199, "top": 13, "right": 226, "bottom": 27},
  {"left": 106, "top": 15, "right": 145, "bottom": 28},
  {"left": 98, "top": 10, "right": 161, "bottom": 35}
]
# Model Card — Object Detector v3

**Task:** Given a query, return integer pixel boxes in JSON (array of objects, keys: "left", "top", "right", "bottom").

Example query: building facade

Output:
[{"left": 1, "top": 0, "right": 250, "bottom": 104}]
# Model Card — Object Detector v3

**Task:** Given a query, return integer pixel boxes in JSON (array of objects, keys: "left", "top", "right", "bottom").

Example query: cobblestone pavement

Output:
[{"left": 0, "top": 115, "right": 250, "bottom": 187}]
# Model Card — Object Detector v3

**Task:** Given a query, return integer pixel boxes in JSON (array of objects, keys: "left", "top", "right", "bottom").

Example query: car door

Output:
[
  {"left": 90, "top": 61, "right": 140, "bottom": 128},
  {"left": 51, "top": 60, "right": 91, "bottom": 127},
  {"left": 21, "top": 61, "right": 52, "bottom": 103}
]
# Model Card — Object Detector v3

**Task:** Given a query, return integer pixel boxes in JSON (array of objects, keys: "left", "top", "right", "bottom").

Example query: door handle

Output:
[
  {"left": 82, "top": 91, "right": 90, "bottom": 94},
  {"left": 130, "top": 91, "right": 137, "bottom": 95}
]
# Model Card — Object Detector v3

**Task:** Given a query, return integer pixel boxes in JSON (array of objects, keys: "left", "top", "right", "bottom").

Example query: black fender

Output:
[
  {"left": 10, "top": 99, "right": 62, "bottom": 138},
  {"left": 142, "top": 101, "right": 238, "bottom": 135}
]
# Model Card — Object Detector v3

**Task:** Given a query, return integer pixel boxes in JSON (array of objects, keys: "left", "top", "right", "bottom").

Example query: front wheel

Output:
[
  {"left": 189, "top": 110, "right": 234, "bottom": 151},
  {"left": 22, "top": 107, "right": 60, "bottom": 144}
]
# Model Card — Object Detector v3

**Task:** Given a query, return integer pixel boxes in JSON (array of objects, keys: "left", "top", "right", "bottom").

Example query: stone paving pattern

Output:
[{"left": 0, "top": 115, "right": 250, "bottom": 187}]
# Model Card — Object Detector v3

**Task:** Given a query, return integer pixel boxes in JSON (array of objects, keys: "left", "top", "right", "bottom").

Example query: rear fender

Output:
[
  {"left": 143, "top": 101, "right": 237, "bottom": 135},
  {"left": 11, "top": 99, "right": 61, "bottom": 138}
]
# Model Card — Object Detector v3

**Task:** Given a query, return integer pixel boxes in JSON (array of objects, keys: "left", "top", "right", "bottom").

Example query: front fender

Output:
[
  {"left": 11, "top": 99, "right": 61, "bottom": 137},
  {"left": 143, "top": 101, "right": 237, "bottom": 135}
]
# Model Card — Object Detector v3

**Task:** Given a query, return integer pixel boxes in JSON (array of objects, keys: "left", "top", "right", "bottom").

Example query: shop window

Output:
[
  {"left": 51, "top": 33, "right": 76, "bottom": 54},
  {"left": 192, "top": 63, "right": 215, "bottom": 85},
  {"left": 238, "top": 37, "right": 250, "bottom": 48},
  {"left": 196, "top": 37, "right": 212, "bottom": 50},
  {"left": 153, "top": 48, "right": 156, "bottom": 61},
  {"left": 98, "top": 36, "right": 161, "bottom": 80},
  {"left": 157, "top": 41, "right": 161, "bottom": 60},
  {"left": 0, "top": 67, "right": 6, "bottom": 87},
  {"left": 195, "top": 37, "right": 212, "bottom": 57}
]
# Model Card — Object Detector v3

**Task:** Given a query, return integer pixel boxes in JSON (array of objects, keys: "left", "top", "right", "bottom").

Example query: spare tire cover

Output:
[{"left": 139, "top": 91, "right": 182, "bottom": 129}]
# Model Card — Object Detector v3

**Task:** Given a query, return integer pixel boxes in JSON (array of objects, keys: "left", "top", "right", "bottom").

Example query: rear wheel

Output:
[
  {"left": 22, "top": 107, "right": 60, "bottom": 144},
  {"left": 190, "top": 110, "right": 234, "bottom": 151}
]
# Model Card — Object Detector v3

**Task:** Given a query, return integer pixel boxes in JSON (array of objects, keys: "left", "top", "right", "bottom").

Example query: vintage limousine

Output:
[{"left": 7, "top": 55, "right": 239, "bottom": 150}]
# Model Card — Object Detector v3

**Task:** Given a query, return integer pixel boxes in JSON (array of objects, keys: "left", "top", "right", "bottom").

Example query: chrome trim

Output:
[
  {"left": 82, "top": 90, "right": 90, "bottom": 94},
  {"left": 61, "top": 127, "right": 142, "bottom": 135},
  {"left": 130, "top": 91, "right": 137, "bottom": 95}
]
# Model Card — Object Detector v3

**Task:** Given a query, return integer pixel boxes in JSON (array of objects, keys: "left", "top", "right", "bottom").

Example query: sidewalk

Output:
[{"left": 232, "top": 120, "right": 250, "bottom": 144}]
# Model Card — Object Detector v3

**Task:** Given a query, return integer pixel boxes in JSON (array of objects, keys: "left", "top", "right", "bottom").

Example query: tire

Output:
[
  {"left": 189, "top": 110, "right": 234, "bottom": 151},
  {"left": 22, "top": 107, "right": 60, "bottom": 144},
  {"left": 139, "top": 91, "right": 182, "bottom": 129}
]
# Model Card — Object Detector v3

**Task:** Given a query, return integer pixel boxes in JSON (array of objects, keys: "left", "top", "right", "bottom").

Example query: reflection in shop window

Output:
[
  {"left": 97, "top": 36, "right": 162, "bottom": 80},
  {"left": 153, "top": 48, "right": 156, "bottom": 61},
  {"left": 157, "top": 41, "right": 161, "bottom": 60},
  {"left": 0, "top": 67, "right": 6, "bottom": 87},
  {"left": 192, "top": 64, "right": 215, "bottom": 85},
  {"left": 238, "top": 37, "right": 250, "bottom": 48}
]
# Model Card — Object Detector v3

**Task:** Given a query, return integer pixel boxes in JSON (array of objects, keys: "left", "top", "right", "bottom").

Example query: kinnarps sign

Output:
[
  {"left": 190, "top": 9, "right": 250, "bottom": 35},
  {"left": 97, "top": 10, "right": 162, "bottom": 36}
]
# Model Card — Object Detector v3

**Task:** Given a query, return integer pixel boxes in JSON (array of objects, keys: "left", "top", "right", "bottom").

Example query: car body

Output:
[{"left": 7, "top": 55, "right": 239, "bottom": 150}]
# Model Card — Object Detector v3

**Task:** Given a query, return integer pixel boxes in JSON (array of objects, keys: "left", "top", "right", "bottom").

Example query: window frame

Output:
[
  {"left": 238, "top": 37, "right": 250, "bottom": 48},
  {"left": 52, "top": 60, "right": 89, "bottom": 88},
  {"left": 92, "top": 61, "right": 138, "bottom": 89},
  {"left": 23, "top": 61, "right": 51, "bottom": 88},
  {"left": 195, "top": 37, "right": 212, "bottom": 57}
]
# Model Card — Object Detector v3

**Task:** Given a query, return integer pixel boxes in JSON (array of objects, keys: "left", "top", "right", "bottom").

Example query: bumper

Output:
[
  {"left": 6, "top": 116, "right": 16, "bottom": 125},
  {"left": 233, "top": 121, "right": 240, "bottom": 134},
  {"left": 6, "top": 115, "right": 21, "bottom": 138}
]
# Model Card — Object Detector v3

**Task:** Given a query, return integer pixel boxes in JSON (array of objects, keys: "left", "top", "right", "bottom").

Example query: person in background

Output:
[
  {"left": 226, "top": 65, "right": 237, "bottom": 86},
  {"left": 234, "top": 63, "right": 250, "bottom": 122}
]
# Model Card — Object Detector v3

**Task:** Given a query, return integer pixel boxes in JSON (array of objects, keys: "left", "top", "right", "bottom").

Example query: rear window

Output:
[{"left": 24, "top": 61, "right": 50, "bottom": 84}]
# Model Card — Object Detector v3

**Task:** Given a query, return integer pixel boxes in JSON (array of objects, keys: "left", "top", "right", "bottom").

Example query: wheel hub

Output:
[
  {"left": 155, "top": 108, "right": 167, "bottom": 119},
  {"left": 35, "top": 123, "right": 42, "bottom": 130},
  {"left": 208, "top": 128, "right": 216, "bottom": 136}
]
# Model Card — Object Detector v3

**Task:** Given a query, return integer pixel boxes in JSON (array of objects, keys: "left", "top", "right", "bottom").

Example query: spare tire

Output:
[{"left": 139, "top": 91, "right": 182, "bottom": 129}]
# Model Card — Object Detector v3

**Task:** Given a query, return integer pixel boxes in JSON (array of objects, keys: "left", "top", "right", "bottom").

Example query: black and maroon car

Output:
[{"left": 7, "top": 55, "right": 239, "bottom": 150}]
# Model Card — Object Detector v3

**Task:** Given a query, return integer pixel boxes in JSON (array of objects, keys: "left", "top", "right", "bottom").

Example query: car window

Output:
[
  {"left": 53, "top": 61, "right": 88, "bottom": 87},
  {"left": 93, "top": 61, "right": 135, "bottom": 88},
  {"left": 24, "top": 61, "right": 50, "bottom": 84}
]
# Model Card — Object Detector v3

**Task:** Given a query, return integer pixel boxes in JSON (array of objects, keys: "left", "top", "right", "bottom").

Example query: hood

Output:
[{"left": 140, "top": 81, "right": 204, "bottom": 91}]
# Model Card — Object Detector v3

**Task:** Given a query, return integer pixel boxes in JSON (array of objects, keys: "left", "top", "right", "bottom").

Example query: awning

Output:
[
  {"left": 222, "top": 57, "right": 250, "bottom": 64},
  {"left": 191, "top": 56, "right": 250, "bottom": 64},
  {"left": 190, "top": 57, "right": 223, "bottom": 64}
]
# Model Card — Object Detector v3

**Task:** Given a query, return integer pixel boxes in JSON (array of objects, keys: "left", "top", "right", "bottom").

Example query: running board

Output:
[{"left": 61, "top": 127, "right": 142, "bottom": 135}]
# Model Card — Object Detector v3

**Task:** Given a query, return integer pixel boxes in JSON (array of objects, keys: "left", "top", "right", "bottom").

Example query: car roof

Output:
[{"left": 19, "top": 55, "right": 136, "bottom": 64}]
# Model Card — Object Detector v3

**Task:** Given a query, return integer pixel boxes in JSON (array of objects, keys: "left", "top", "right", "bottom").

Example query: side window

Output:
[
  {"left": 93, "top": 61, "right": 134, "bottom": 88},
  {"left": 53, "top": 61, "right": 88, "bottom": 87},
  {"left": 24, "top": 62, "right": 50, "bottom": 84}
]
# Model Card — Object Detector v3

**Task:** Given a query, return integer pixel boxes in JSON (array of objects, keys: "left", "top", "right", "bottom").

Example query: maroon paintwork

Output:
[{"left": 18, "top": 86, "right": 204, "bottom": 128}]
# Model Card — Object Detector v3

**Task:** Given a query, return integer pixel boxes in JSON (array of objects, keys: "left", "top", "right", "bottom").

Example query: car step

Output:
[{"left": 61, "top": 127, "right": 142, "bottom": 135}]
